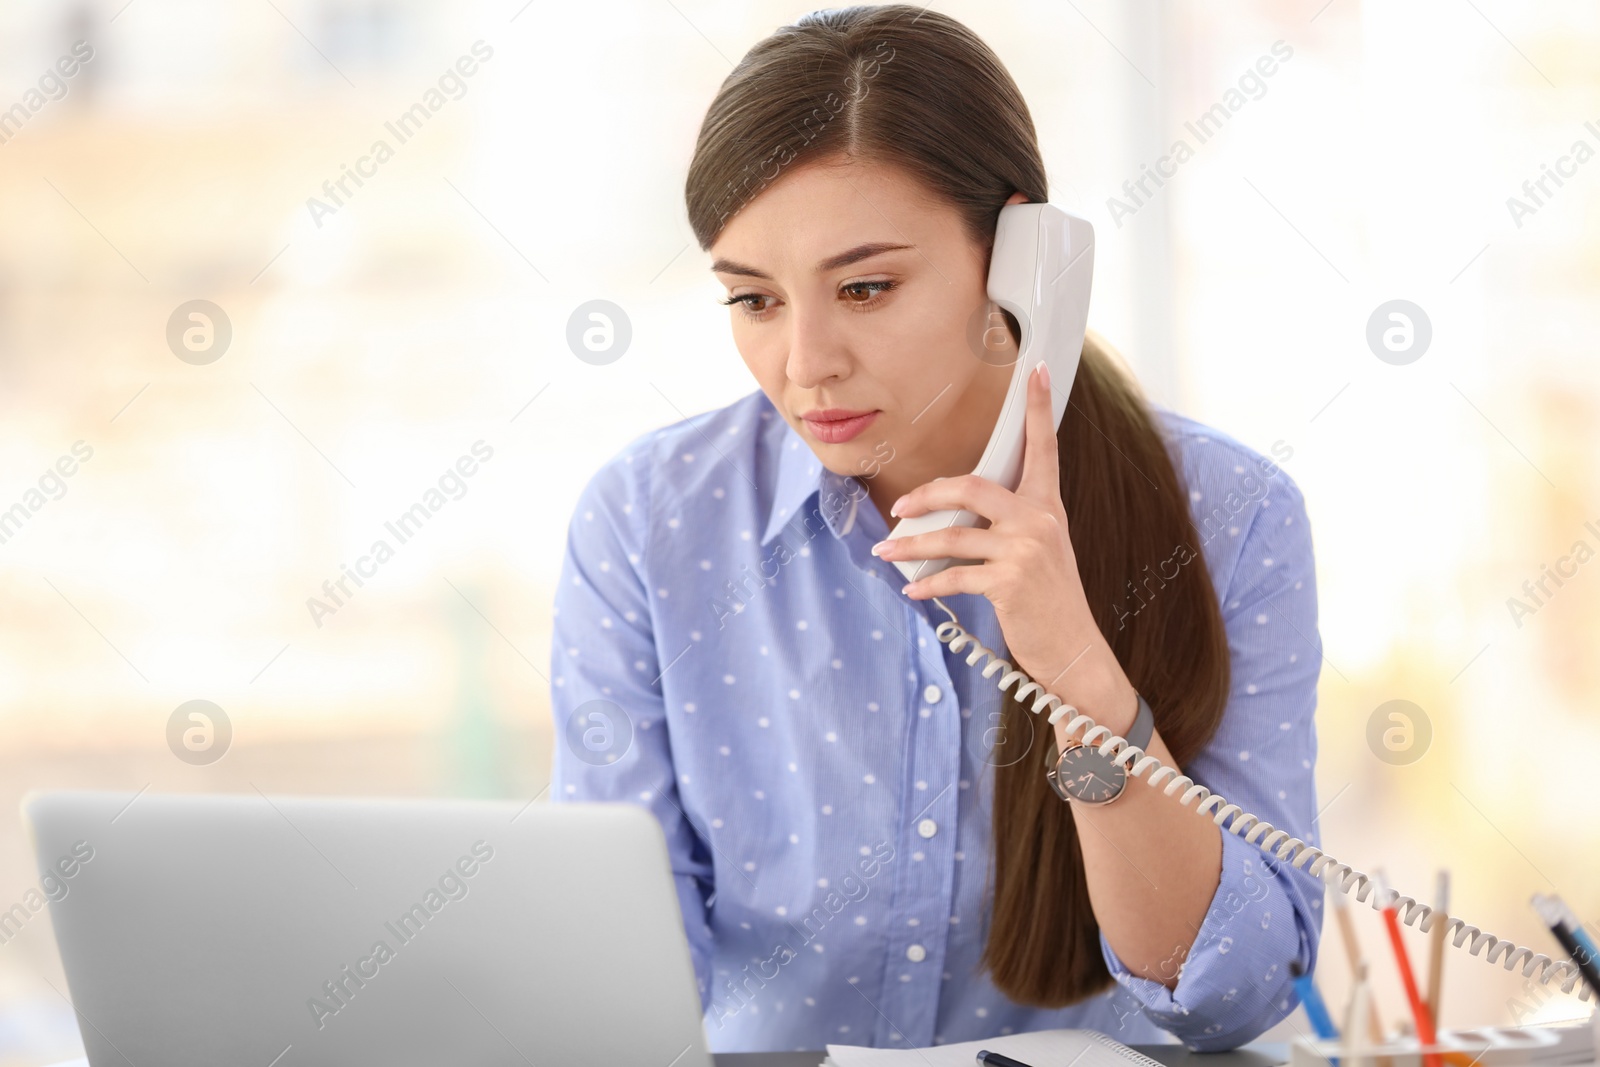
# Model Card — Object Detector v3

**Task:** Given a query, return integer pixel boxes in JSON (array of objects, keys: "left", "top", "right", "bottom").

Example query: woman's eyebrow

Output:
[{"left": 710, "top": 242, "right": 915, "bottom": 279}]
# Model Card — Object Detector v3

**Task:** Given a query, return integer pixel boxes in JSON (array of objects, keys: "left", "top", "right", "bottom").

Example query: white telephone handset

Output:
[
  {"left": 882, "top": 202, "right": 1095, "bottom": 584},
  {"left": 890, "top": 204, "right": 1593, "bottom": 1008}
]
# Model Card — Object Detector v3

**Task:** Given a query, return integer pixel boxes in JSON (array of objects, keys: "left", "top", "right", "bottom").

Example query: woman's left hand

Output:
[{"left": 870, "top": 361, "right": 1118, "bottom": 711}]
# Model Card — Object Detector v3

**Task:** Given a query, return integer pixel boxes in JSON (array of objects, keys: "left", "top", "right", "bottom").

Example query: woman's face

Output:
[{"left": 710, "top": 156, "right": 1024, "bottom": 513}]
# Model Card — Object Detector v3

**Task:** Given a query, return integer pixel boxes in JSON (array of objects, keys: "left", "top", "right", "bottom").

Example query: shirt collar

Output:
[{"left": 760, "top": 417, "right": 870, "bottom": 547}]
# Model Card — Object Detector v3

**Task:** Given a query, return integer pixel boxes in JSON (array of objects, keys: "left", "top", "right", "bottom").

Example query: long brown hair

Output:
[{"left": 684, "top": 4, "right": 1231, "bottom": 1007}]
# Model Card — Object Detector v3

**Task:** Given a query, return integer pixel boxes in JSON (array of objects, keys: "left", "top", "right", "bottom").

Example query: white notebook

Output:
[{"left": 823, "top": 1027, "right": 1173, "bottom": 1067}]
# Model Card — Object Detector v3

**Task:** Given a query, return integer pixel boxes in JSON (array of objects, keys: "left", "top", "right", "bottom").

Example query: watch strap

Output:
[
  {"left": 1041, "top": 690, "right": 1155, "bottom": 769},
  {"left": 1125, "top": 691, "right": 1154, "bottom": 751}
]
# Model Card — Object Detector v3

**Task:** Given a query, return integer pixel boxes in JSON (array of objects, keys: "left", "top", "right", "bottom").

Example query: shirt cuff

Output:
[{"left": 1097, "top": 829, "right": 1315, "bottom": 1050}]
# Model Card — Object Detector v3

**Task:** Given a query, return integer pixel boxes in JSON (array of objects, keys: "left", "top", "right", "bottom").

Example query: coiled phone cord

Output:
[{"left": 928, "top": 596, "right": 1596, "bottom": 1004}]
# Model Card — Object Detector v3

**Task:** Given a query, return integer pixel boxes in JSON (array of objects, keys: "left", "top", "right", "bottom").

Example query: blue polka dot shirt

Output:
[{"left": 549, "top": 388, "right": 1325, "bottom": 1053}]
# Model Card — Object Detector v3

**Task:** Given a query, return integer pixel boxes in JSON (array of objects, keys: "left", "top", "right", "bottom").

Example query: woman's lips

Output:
[{"left": 802, "top": 410, "right": 880, "bottom": 444}]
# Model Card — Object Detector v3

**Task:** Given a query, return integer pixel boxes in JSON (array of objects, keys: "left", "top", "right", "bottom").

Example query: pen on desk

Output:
[
  {"left": 1531, "top": 893, "right": 1600, "bottom": 997},
  {"left": 1425, "top": 870, "right": 1449, "bottom": 1029},
  {"left": 976, "top": 1051, "right": 1037, "bottom": 1067},
  {"left": 1373, "top": 870, "right": 1442, "bottom": 1067}
]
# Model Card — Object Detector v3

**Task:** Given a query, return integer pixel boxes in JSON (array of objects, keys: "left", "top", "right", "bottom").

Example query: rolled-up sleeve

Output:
[
  {"left": 1098, "top": 472, "right": 1326, "bottom": 1050},
  {"left": 548, "top": 447, "right": 716, "bottom": 1009}
]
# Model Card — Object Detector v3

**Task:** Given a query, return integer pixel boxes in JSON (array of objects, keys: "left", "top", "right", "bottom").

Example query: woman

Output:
[{"left": 550, "top": 4, "right": 1323, "bottom": 1053}]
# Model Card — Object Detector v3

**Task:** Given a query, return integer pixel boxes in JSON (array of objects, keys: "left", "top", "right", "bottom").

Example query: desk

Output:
[
  {"left": 712, "top": 1042, "right": 1288, "bottom": 1066},
  {"left": 44, "top": 1041, "right": 1288, "bottom": 1067}
]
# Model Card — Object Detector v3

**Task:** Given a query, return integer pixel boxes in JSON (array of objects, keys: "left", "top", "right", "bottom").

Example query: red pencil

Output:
[{"left": 1375, "top": 871, "right": 1442, "bottom": 1067}]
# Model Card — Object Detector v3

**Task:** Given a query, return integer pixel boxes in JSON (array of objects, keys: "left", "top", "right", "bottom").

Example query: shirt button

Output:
[
  {"left": 923, "top": 684, "right": 942, "bottom": 704},
  {"left": 917, "top": 818, "right": 937, "bottom": 839},
  {"left": 906, "top": 943, "right": 927, "bottom": 963}
]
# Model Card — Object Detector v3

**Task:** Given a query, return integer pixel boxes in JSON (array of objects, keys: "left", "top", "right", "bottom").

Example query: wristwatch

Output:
[{"left": 1044, "top": 691, "right": 1155, "bottom": 805}]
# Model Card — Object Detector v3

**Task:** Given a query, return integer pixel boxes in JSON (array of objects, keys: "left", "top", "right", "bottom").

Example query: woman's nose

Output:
[{"left": 784, "top": 303, "right": 852, "bottom": 387}]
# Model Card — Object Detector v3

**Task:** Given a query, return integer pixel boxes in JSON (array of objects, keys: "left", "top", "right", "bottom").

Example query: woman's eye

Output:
[
  {"left": 720, "top": 293, "right": 775, "bottom": 318},
  {"left": 841, "top": 280, "right": 897, "bottom": 308}
]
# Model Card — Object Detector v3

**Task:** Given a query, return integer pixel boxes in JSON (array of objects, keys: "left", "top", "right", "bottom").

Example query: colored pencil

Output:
[
  {"left": 1344, "top": 962, "right": 1370, "bottom": 1067},
  {"left": 1374, "top": 871, "right": 1441, "bottom": 1067},
  {"left": 1330, "top": 878, "right": 1389, "bottom": 1054},
  {"left": 1426, "top": 871, "right": 1449, "bottom": 1028}
]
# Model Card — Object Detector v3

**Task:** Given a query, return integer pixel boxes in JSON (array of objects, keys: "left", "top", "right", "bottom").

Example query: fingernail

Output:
[
  {"left": 889, "top": 496, "right": 906, "bottom": 517},
  {"left": 1037, "top": 361, "right": 1051, "bottom": 388},
  {"left": 870, "top": 540, "right": 890, "bottom": 556}
]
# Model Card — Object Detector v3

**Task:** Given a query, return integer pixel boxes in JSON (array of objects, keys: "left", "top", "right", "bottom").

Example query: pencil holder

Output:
[{"left": 1289, "top": 1020, "right": 1594, "bottom": 1067}]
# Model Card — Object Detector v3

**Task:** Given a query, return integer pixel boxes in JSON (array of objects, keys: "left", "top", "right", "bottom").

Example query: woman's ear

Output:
[{"left": 1003, "top": 191, "right": 1029, "bottom": 207}]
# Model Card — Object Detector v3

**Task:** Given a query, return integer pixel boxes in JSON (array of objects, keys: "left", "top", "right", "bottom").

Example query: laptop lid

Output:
[{"left": 22, "top": 790, "right": 713, "bottom": 1067}]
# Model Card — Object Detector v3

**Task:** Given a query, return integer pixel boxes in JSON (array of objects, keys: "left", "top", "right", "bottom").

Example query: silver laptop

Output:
[{"left": 22, "top": 790, "right": 713, "bottom": 1067}]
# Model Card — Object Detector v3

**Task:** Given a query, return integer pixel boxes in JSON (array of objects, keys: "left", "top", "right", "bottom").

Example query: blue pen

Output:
[
  {"left": 1553, "top": 897, "right": 1600, "bottom": 971},
  {"left": 1290, "top": 959, "right": 1341, "bottom": 1043},
  {"left": 1533, "top": 894, "right": 1600, "bottom": 997},
  {"left": 976, "top": 1052, "right": 1037, "bottom": 1067},
  {"left": 1570, "top": 924, "right": 1600, "bottom": 969}
]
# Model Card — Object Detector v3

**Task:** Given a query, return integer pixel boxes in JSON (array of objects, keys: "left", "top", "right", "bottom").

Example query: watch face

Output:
[{"left": 1049, "top": 745, "right": 1126, "bottom": 804}]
